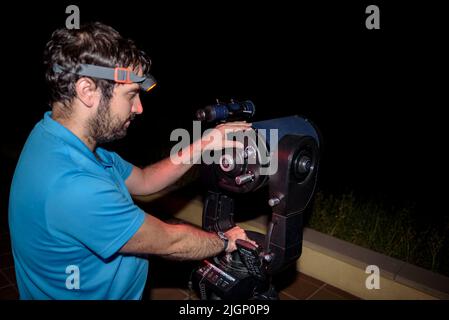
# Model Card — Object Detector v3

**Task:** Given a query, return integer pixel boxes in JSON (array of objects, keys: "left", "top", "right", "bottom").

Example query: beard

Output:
[{"left": 87, "top": 97, "right": 135, "bottom": 145}]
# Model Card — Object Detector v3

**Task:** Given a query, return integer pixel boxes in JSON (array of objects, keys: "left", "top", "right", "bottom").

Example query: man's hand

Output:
[
  {"left": 201, "top": 121, "right": 252, "bottom": 151},
  {"left": 224, "top": 225, "right": 258, "bottom": 253},
  {"left": 125, "top": 121, "right": 252, "bottom": 197}
]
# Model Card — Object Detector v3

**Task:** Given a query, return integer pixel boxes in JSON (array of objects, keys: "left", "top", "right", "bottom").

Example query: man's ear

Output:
[{"left": 74, "top": 77, "right": 100, "bottom": 108}]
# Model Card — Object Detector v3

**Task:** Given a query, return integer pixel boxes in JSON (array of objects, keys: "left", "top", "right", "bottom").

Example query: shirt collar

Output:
[{"left": 41, "top": 111, "right": 113, "bottom": 168}]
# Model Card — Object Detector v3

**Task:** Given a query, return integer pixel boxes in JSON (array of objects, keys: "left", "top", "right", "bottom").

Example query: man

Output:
[{"left": 8, "top": 22, "right": 253, "bottom": 299}]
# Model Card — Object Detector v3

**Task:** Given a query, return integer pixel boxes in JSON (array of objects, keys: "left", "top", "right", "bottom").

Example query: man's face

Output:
[{"left": 88, "top": 82, "right": 143, "bottom": 144}]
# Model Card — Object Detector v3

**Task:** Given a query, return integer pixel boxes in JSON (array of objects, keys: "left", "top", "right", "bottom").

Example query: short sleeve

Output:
[
  {"left": 45, "top": 173, "right": 145, "bottom": 260},
  {"left": 109, "top": 151, "right": 134, "bottom": 180}
]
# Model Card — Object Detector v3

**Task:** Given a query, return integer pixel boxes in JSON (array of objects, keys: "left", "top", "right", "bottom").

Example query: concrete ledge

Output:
[
  {"left": 135, "top": 193, "right": 449, "bottom": 300},
  {"left": 300, "top": 228, "right": 449, "bottom": 300}
]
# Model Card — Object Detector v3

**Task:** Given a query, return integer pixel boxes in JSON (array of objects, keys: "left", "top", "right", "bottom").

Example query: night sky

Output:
[{"left": 1, "top": 1, "right": 446, "bottom": 219}]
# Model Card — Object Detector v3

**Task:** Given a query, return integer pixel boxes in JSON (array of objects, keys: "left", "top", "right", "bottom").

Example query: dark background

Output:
[{"left": 0, "top": 1, "right": 446, "bottom": 220}]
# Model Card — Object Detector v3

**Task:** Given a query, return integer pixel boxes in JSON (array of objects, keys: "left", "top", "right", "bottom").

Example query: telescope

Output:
[{"left": 194, "top": 100, "right": 320, "bottom": 300}]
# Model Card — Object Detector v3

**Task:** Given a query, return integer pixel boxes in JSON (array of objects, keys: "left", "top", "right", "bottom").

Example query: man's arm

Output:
[
  {"left": 125, "top": 155, "right": 194, "bottom": 196},
  {"left": 125, "top": 122, "right": 252, "bottom": 196},
  {"left": 119, "top": 213, "right": 253, "bottom": 259}
]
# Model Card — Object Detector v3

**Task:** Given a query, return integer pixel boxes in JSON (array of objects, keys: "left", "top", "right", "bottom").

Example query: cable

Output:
[
  {"left": 198, "top": 265, "right": 213, "bottom": 300},
  {"left": 187, "top": 269, "right": 195, "bottom": 300}
]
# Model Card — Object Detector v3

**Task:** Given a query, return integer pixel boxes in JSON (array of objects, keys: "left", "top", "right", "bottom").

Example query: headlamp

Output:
[{"left": 53, "top": 64, "right": 157, "bottom": 92}]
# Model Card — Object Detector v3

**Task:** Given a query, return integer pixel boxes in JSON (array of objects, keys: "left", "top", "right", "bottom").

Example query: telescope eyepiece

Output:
[{"left": 196, "top": 100, "right": 255, "bottom": 123}]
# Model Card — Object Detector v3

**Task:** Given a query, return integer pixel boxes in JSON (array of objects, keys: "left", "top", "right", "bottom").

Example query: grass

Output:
[{"left": 306, "top": 192, "right": 449, "bottom": 277}]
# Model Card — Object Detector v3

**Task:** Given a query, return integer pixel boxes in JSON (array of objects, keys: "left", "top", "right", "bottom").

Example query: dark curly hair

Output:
[{"left": 43, "top": 22, "right": 151, "bottom": 119}]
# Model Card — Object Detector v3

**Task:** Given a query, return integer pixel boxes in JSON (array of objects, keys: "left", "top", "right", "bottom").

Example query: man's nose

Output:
[{"left": 132, "top": 95, "right": 143, "bottom": 114}]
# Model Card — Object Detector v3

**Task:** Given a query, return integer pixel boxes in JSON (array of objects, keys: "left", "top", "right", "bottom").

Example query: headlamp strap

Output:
[{"left": 53, "top": 64, "right": 145, "bottom": 84}]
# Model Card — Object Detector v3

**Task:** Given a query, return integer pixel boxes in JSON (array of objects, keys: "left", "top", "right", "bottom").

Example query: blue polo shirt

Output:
[{"left": 8, "top": 111, "right": 148, "bottom": 299}]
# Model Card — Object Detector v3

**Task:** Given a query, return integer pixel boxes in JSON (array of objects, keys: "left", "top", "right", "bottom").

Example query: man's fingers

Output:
[
  {"left": 217, "top": 121, "right": 250, "bottom": 126},
  {"left": 244, "top": 234, "right": 259, "bottom": 247},
  {"left": 223, "top": 140, "right": 244, "bottom": 149},
  {"left": 217, "top": 122, "right": 252, "bottom": 129},
  {"left": 225, "top": 127, "right": 254, "bottom": 135},
  {"left": 250, "top": 240, "right": 259, "bottom": 247},
  {"left": 214, "top": 126, "right": 253, "bottom": 135},
  {"left": 238, "top": 230, "right": 259, "bottom": 247}
]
